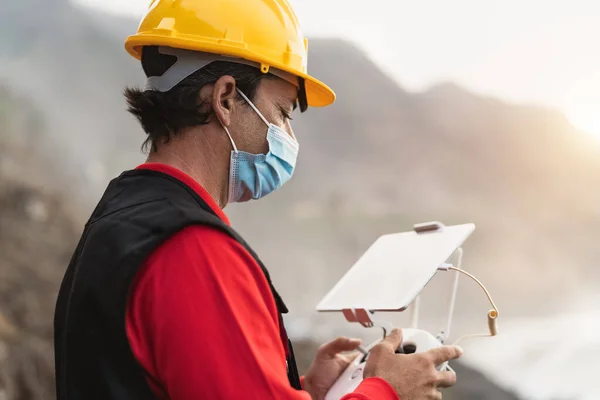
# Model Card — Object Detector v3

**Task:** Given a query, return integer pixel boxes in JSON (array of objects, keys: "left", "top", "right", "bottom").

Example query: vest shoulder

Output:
[{"left": 88, "top": 170, "right": 222, "bottom": 229}]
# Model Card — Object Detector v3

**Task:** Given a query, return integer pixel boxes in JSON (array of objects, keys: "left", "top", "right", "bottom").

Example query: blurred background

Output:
[{"left": 1, "top": 0, "right": 599, "bottom": 399}]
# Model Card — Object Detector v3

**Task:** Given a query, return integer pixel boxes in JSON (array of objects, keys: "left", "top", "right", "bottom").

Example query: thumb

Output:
[
  {"left": 319, "top": 337, "right": 363, "bottom": 357},
  {"left": 379, "top": 328, "right": 403, "bottom": 353}
]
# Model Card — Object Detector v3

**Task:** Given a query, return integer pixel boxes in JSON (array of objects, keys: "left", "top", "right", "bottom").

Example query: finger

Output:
[
  {"left": 343, "top": 351, "right": 363, "bottom": 363},
  {"left": 428, "top": 345, "right": 463, "bottom": 365},
  {"left": 319, "top": 337, "right": 362, "bottom": 357},
  {"left": 436, "top": 370, "right": 457, "bottom": 388},
  {"left": 378, "top": 328, "right": 403, "bottom": 352}
]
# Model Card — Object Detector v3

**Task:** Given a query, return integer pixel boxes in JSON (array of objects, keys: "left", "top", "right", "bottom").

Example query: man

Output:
[{"left": 53, "top": 1, "right": 463, "bottom": 399}]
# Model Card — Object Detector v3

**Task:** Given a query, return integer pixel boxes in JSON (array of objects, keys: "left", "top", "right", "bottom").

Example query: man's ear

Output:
[{"left": 211, "top": 75, "right": 237, "bottom": 127}]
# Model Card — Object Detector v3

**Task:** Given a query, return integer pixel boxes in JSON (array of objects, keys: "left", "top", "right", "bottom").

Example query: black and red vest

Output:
[{"left": 54, "top": 168, "right": 301, "bottom": 399}]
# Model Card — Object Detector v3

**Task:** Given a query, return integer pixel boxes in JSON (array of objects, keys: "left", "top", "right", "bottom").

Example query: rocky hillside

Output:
[
  {"left": 0, "top": 177, "right": 79, "bottom": 400},
  {"left": 0, "top": 85, "right": 80, "bottom": 400}
]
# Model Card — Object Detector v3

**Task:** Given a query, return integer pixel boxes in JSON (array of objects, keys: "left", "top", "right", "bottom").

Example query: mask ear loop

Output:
[
  {"left": 217, "top": 118, "right": 239, "bottom": 205},
  {"left": 236, "top": 88, "right": 270, "bottom": 127},
  {"left": 217, "top": 119, "right": 238, "bottom": 153}
]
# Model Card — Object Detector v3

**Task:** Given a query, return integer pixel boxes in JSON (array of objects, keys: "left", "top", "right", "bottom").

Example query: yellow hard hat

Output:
[{"left": 124, "top": 0, "right": 336, "bottom": 110}]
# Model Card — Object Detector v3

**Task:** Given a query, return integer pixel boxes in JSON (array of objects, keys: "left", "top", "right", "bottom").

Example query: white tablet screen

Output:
[{"left": 316, "top": 223, "right": 475, "bottom": 312}]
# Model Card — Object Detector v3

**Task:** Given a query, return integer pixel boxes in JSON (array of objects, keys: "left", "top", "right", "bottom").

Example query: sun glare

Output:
[
  {"left": 566, "top": 105, "right": 600, "bottom": 139},
  {"left": 564, "top": 74, "right": 600, "bottom": 140}
]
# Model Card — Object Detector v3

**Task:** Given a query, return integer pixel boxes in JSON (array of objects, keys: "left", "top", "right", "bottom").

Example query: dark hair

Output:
[{"left": 124, "top": 46, "right": 274, "bottom": 152}]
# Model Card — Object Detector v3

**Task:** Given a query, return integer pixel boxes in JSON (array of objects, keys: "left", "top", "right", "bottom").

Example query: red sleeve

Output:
[
  {"left": 125, "top": 225, "right": 396, "bottom": 399},
  {"left": 342, "top": 378, "right": 400, "bottom": 400}
]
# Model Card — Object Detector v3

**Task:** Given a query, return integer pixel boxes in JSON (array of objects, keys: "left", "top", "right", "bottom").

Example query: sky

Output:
[{"left": 76, "top": 0, "right": 600, "bottom": 136}]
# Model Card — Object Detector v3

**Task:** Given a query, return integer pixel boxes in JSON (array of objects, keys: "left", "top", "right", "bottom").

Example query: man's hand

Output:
[
  {"left": 304, "top": 337, "right": 363, "bottom": 400},
  {"left": 364, "top": 329, "right": 463, "bottom": 399}
]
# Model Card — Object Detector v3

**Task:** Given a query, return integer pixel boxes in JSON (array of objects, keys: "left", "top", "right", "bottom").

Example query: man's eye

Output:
[{"left": 280, "top": 107, "right": 293, "bottom": 121}]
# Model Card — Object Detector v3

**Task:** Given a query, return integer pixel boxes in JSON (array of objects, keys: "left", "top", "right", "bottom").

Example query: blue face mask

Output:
[{"left": 221, "top": 88, "right": 299, "bottom": 204}]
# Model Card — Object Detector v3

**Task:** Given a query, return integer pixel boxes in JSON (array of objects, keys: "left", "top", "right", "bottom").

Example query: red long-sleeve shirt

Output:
[{"left": 125, "top": 163, "right": 398, "bottom": 399}]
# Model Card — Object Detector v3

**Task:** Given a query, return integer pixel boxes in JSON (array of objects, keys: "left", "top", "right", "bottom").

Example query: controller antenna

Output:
[{"left": 437, "top": 262, "right": 499, "bottom": 345}]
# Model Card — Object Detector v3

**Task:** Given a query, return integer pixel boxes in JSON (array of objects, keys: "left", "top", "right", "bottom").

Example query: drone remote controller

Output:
[{"left": 324, "top": 328, "right": 448, "bottom": 400}]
